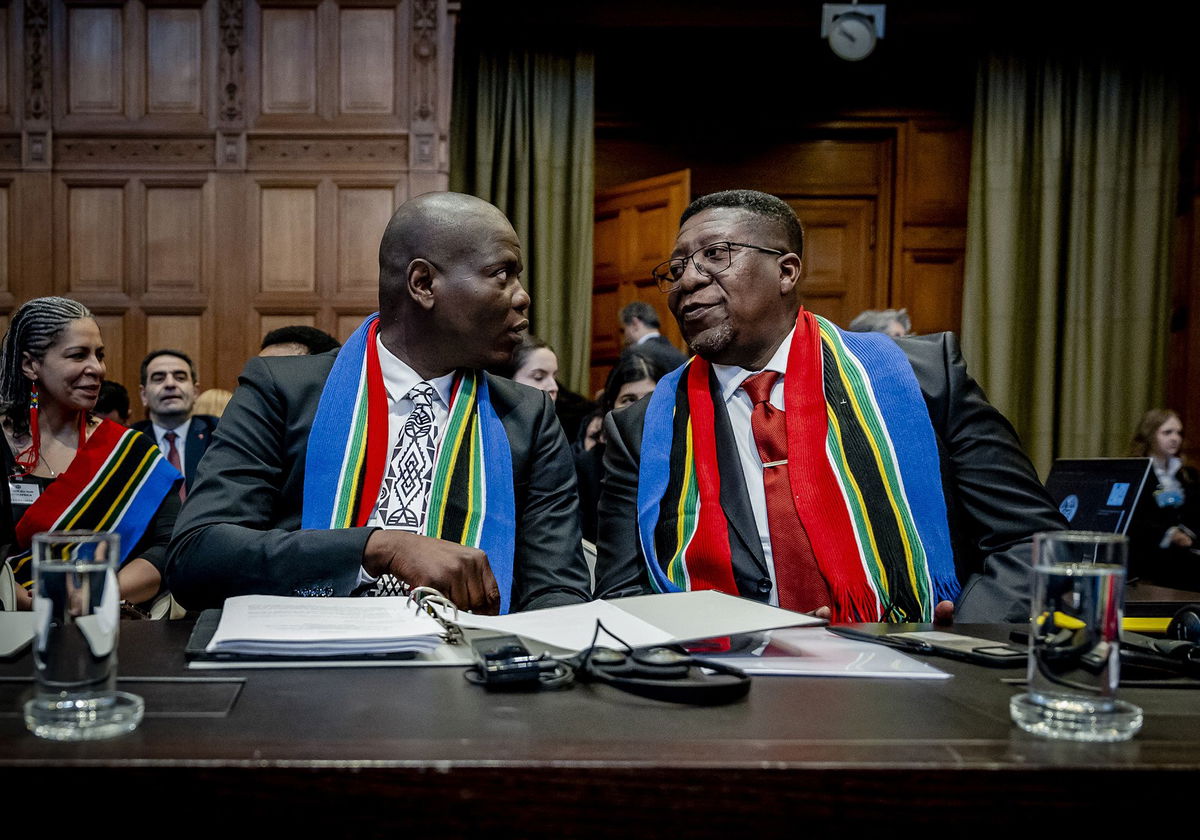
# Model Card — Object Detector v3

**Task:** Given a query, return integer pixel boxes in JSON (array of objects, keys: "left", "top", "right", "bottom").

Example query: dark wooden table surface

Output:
[{"left": 2, "top": 619, "right": 1198, "bottom": 835}]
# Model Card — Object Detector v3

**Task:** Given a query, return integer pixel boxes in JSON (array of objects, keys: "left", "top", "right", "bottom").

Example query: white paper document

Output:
[
  {"left": 701, "top": 627, "right": 950, "bottom": 679},
  {"left": 446, "top": 599, "right": 676, "bottom": 652},
  {"left": 206, "top": 595, "right": 444, "bottom": 656}
]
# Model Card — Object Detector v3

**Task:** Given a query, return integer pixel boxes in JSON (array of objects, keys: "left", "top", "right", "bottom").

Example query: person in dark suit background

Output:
[
  {"left": 133, "top": 349, "right": 218, "bottom": 495},
  {"left": 619, "top": 301, "right": 688, "bottom": 374},
  {"left": 597, "top": 190, "right": 1064, "bottom": 624},
  {"left": 167, "top": 192, "right": 591, "bottom": 614}
]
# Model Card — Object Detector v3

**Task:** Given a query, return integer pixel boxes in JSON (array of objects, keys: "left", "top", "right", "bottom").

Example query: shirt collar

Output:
[
  {"left": 711, "top": 327, "right": 795, "bottom": 403},
  {"left": 375, "top": 335, "right": 455, "bottom": 406},
  {"left": 152, "top": 417, "right": 191, "bottom": 441},
  {"left": 636, "top": 331, "right": 661, "bottom": 345}
]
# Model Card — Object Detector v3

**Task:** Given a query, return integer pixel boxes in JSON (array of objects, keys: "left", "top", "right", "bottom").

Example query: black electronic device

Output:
[
  {"left": 469, "top": 634, "right": 544, "bottom": 690},
  {"left": 568, "top": 645, "right": 751, "bottom": 705}
]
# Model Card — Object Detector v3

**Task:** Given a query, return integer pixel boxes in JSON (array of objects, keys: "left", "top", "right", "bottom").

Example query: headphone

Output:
[
  {"left": 570, "top": 645, "right": 751, "bottom": 705},
  {"left": 1167, "top": 603, "right": 1200, "bottom": 644}
]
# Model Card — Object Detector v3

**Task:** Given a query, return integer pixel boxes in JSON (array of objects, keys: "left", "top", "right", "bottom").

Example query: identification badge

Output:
[
  {"left": 8, "top": 481, "right": 40, "bottom": 505},
  {"left": 1155, "top": 488, "right": 1184, "bottom": 508}
]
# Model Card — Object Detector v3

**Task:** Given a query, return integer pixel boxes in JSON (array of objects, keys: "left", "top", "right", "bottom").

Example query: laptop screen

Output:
[{"left": 1043, "top": 458, "right": 1153, "bottom": 536}]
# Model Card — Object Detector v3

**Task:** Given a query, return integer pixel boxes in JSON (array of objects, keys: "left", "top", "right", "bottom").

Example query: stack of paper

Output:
[{"left": 206, "top": 595, "right": 445, "bottom": 656}]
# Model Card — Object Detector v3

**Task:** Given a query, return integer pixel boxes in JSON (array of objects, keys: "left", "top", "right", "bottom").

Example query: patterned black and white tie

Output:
[{"left": 362, "top": 381, "right": 440, "bottom": 597}]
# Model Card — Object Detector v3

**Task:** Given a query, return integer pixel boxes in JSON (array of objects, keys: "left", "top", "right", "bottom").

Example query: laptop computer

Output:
[{"left": 1043, "top": 457, "right": 1153, "bottom": 536}]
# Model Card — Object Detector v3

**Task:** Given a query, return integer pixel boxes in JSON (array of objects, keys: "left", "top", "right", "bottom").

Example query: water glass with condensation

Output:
[
  {"left": 1010, "top": 530, "right": 1142, "bottom": 742},
  {"left": 23, "top": 531, "right": 144, "bottom": 741}
]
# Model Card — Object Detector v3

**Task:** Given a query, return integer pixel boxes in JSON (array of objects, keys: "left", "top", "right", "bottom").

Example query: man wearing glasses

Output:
[{"left": 595, "top": 189, "right": 1063, "bottom": 623}]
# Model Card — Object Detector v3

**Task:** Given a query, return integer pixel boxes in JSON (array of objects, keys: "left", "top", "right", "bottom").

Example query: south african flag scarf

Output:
[
  {"left": 302, "top": 314, "right": 517, "bottom": 613},
  {"left": 10, "top": 419, "right": 182, "bottom": 588},
  {"left": 637, "top": 308, "right": 959, "bottom": 622}
]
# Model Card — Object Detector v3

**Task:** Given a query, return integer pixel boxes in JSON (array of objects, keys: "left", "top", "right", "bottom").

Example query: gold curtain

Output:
[
  {"left": 962, "top": 53, "right": 1179, "bottom": 475},
  {"left": 450, "top": 44, "right": 595, "bottom": 393}
]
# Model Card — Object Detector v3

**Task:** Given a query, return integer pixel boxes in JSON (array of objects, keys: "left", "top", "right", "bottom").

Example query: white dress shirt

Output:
[
  {"left": 709, "top": 327, "right": 795, "bottom": 607},
  {"left": 149, "top": 417, "right": 193, "bottom": 475}
]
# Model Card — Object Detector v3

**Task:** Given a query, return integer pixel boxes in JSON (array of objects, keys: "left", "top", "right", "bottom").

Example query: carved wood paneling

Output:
[
  {"left": 25, "top": 0, "right": 50, "bottom": 121},
  {"left": 146, "top": 8, "right": 203, "bottom": 115},
  {"left": 68, "top": 6, "right": 124, "bottom": 115},
  {"left": 336, "top": 185, "right": 391, "bottom": 292},
  {"left": 146, "top": 185, "right": 204, "bottom": 290},
  {"left": 246, "top": 134, "right": 408, "bottom": 169},
  {"left": 219, "top": 0, "right": 244, "bottom": 123},
  {"left": 67, "top": 184, "right": 125, "bottom": 290},
  {"left": 260, "top": 7, "right": 316, "bottom": 114},
  {"left": 336, "top": 313, "right": 367, "bottom": 341},
  {"left": 55, "top": 136, "right": 215, "bottom": 168},
  {"left": 791, "top": 199, "right": 876, "bottom": 329},
  {"left": 899, "top": 249, "right": 965, "bottom": 337},
  {"left": 339, "top": 7, "right": 393, "bottom": 115},
  {"left": 259, "top": 184, "right": 317, "bottom": 291},
  {"left": 258, "top": 313, "right": 313, "bottom": 342},
  {"left": 904, "top": 122, "right": 971, "bottom": 227}
]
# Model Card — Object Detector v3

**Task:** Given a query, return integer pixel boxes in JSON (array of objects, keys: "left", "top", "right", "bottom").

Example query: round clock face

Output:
[{"left": 828, "top": 12, "right": 876, "bottom": 61}]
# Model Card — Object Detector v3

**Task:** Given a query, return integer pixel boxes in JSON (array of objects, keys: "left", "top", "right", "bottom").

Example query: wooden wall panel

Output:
[
  {"left": 68, "top": 185, "right": 125, "bottom": 290},
  {"left": 899, "top": 250, "right": 965, "bottom": 336},
  {"left": 0, "top": 11, "right": 8, "bottom": 116},
  {"left": 339, "top": 7, "right": 394, "bottom": 115},
  {"left": 146, "top": 8, "right": 202, "bottom": 115},
  {"left": 336, "top": 314, "right": 364, "bottom": 341},
  {"left": 68, "top": 6, "right": 124, "bottom": 115},
  {"left": 259, "top": 186, "right": 317, "bottom": 291},
  {"left": 92, "top": 314, "right": 126, "bottom": 390},
  {"left": 145, "top": 186, "right": 204, "bottom": 290},
  {"left": 259, "top": 313, "right": 314, "bottom": 339},
  {"left": 792, "top": 199, "right": 876, "bottom": 329},
  {"left": 260, "top": 8, "right": 317, "bottom": 115},
  {"left": 146, "top": 315, "right": 202, "bottom": 370},
  {"left": 0, "top": 186, "right": 8, "bottom": 291},
  {"left": 336, "top": 186, "right": 392, "bottom": 292}
]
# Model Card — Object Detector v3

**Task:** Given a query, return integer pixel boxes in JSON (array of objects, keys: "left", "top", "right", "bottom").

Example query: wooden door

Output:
[
  {"left": 786, "top": 198, "right": 880, "bottom": 327},
  {"left": 591, "top": 170, "right": 690, "bottom": 397}
]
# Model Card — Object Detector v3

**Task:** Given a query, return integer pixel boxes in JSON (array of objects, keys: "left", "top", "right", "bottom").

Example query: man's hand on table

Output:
[
  {"left": 363, "top": 530, "right": 501, "bottom": 614},
  {"left": 810, "top": 599, "right": 955, "bottom": 624}
]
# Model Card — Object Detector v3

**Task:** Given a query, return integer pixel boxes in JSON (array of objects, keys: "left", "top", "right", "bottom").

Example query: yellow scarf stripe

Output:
[
  {"left": 825, "top": 403, "right": 890, "bottom": 591},
  {"left": 62, "top": 437, "right": 149, "bottom": 530}
]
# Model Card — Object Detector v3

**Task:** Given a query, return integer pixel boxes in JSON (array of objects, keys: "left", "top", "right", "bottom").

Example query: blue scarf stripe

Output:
[
  {"left": 837, "top": 329, "right": 959, "bottom": 602},
  {"left": 637, "top": 362, "right": 689, "bottom": 595},
  {"left": 475, "top": 376, "right": 516, "bottom": 614},
  {"left": 302, "top": 314, "right": 376, "bottom": 530},
  {"left": 108, "top": 444, "right": 181, "bottom": 565}
]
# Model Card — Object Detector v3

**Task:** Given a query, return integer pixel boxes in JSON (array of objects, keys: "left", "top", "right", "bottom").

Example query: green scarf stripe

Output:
[
  {"left": 819, "top": 333, "right": 930, "bottom": 618},
  {"left": 61, "top": 435, "right": 154, "bottom": 529},
  {"left": 655, "top": 376, "right": 695, "bottom": 584},
  {"left": 462, "top": 416, "right": 485, "bottom": 545},
  {"left": 821, "top": 325, "right": 934, "bottom": 609},
  {"left": 822, "top": 408, "right": 889, "bottom": 597},
  {"left": 666, "top": 452, "right": 700, "bottom": 588},
  {"left": 332, "top": 377, "right": 371, "bottom": 528},
  {"left": 60, "top": 433, "right": 139, "bottom": 523},
  {"left": 426, "top": 374, "right": 475, "bottom": 532}
]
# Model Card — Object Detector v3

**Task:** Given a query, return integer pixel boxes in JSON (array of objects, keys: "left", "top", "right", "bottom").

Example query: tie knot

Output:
[
  {"left": 741, "top": 371, "right": 779, "bottom": 406},
  {"left": 164, "top": 431, "right": 178, "bottom": 443},
  {"left": 406, "top": 381, "right": 436, "bottom": 405}
]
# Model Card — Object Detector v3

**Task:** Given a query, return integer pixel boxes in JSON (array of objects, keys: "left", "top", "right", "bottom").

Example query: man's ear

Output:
[
  {"left": 778, "top": 253, "right": 803, "bottom": 296},
  {"left": 407, "top": 259, "right": 436, "bottom": 310},
  {"left": 139, "top": 385, "right": 148, "bottom": 408}
]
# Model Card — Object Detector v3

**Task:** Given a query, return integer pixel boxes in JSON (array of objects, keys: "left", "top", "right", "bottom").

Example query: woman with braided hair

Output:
[{"left": 1, "top": 297, "right": 181, "bottom": 611}]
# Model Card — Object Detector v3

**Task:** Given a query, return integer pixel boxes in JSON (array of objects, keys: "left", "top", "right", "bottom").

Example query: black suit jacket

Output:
[
  {"left": 596, "top": 332, "right": 1067, "bottom": 623},
  {"left": 625, "top": 335, "right": 688, "bottom": 375},
  {"left": 132, "top": 414, "right": 219, "bottom": 492},
  {"left": 165, "top": 352, "right": 590, "bottom": 611}
]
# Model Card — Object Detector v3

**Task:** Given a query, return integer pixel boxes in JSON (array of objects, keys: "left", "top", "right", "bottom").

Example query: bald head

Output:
[
  {"left": 374, "top": 192, "right": 530, "bottom": 378},
  {"left": 379, "top": 192, "right": 514, "bottom": 307}
]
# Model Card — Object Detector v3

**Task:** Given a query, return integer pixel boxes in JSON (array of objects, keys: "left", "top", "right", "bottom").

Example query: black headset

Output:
[{"left": 570, "top": 645, "right": 751, "bottom": 705}]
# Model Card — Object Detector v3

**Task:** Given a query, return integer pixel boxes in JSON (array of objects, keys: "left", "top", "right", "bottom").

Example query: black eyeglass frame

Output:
[{"left": 651, "top": 241, "right": 787, "bottom": 293}]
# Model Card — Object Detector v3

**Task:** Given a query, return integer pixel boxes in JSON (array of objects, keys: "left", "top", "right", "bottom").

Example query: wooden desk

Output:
[{"left": 3, "top": 620, "right": 1198, "bottom": 835}]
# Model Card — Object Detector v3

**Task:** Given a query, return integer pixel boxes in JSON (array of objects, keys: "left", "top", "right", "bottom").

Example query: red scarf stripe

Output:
[
  {"left": 785, "top": 310, "right": 876, "bottom": 621},
  {"left": 682, "top": 359, "right": 739, "bottom": 594},
  {"left": 354, "top": 321, "right": 391, "bottom": 527}
]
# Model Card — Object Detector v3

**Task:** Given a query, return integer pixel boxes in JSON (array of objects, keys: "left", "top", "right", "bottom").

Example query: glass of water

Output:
[
  {"left": 23, "top": 531, "right": 144, "bottom": 741},
  {"left": 1010, "top": 530, "right": 1142, "bottom": 741}
]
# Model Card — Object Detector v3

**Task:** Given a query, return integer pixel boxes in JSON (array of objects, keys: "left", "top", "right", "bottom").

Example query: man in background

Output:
[
  {"left": 134, "top": 349, "right": 218, "bottom": 495},
  {"left": 619, "top": 301, "right": 687, "bottom": 373}
]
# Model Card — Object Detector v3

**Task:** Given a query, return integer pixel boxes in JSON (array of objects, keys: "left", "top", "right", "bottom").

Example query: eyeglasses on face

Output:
[{"left": 651, "top": 241, "right": 786, "bottom": 293}]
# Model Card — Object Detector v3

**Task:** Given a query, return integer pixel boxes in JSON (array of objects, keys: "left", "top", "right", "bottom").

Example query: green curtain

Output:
[
  {"left": 962, "top": 53, "right": 1179, "bottom": 476},
  {"left": 450, "top": 43, "right": 595, "bottom": 393}
]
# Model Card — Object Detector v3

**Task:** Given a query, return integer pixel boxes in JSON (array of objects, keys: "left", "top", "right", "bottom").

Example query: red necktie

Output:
[
  {"left": 164, "top": 431, "right": 186, "bottom": 502},
  {"left": 741, "top": 371, "right": 829, "bottom": 613}
]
